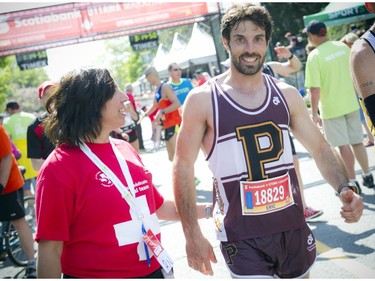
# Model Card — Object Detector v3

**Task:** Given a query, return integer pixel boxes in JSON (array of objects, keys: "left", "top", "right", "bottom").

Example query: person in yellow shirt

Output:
[{"left": 3, "top": 101, "right": 38, "bottom": 197}]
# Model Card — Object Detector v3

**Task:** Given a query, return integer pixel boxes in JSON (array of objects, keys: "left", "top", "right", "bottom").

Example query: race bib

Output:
[{"left": 240, "top": 173, "right": 294, "bottom": 215}]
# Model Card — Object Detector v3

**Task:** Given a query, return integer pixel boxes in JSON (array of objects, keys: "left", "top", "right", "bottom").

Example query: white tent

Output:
[
  {"left": 178, "top": 22, "right": 217, "bottom": 67},
  {"left": 168, "top": 32, "right": 188, "bottom": 64},
  {"left": 152, "top": 43, "right": 169, "bottom": 72},
  {"left": 151, "top": 24, "right": 217, "bottom": 77},
  {"left": 152, "top": 32, "right": 187, "bottom": 78}
]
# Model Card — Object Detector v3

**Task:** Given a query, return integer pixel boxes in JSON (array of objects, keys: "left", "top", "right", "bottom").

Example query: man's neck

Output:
[
  {"left": 314, "top": 37, "right": 329, "bottom": 47},
  {"left": 171, "top": 78, "right": 181, "bottom": 84}
]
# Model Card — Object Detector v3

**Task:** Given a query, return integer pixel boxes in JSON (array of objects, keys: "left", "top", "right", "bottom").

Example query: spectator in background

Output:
[
  {"left": 3, "top": 101, "right": 38, "bottom": 197},
  {"left": 125, "top": 83, "right": 145, "bottom": 150},
  {"left": 139, "top": 66, "right": 181, "bottom": 161},
  {"left": 27, "top": 81, "right": 57, "bottom": 171},
  {"left": 111, "top": 83, "right": 141, "bottom": 152},
  {"left": 146, "top": 106, "right": 163, "bottom": 151},
  {"left": 0, "top": 125, "right": 36, "bottom": 277},
  {"left": 194, "top": 69, "right": 209, "bottom": 86},
  {"left": 0, "top": 113, "right": 21, "bottom": 160},
  {"left": 341, "top": 32, "right": 374, "bottom": 147},
  {"left": 304, "top": 20, "right": 375, "bottom": 193},
  {"left": 167, "top": 62, "right": 194, "bottom": 106},
  {"left": 350, "top": 2, "right": 375, "bottom": 145},
  {"left": 284, "top": 31, "right": 298, "bottom": 51}
]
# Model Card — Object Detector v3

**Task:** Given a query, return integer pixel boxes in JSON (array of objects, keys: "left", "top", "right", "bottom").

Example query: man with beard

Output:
[{"left": 172, "top": 3, "right": 364, "bottom": 279}]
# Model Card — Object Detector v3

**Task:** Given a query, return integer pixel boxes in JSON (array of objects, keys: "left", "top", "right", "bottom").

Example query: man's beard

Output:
[{"left": 232, "top": 52, "right": 265, "bottom": 76}]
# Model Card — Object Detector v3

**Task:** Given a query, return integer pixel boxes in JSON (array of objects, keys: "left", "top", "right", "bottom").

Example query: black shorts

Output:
[
  {"left": 0, "top": 189, "right": 25, "bottom": 221},
  {"left": 220, "top": 224, "right": 316, "bottom": 278},
  {"left": 164, "top": 125, "right": 179, "bottom": 141},
  {"left": 127, "top": 129, "right": 138, "bottom": 143}
]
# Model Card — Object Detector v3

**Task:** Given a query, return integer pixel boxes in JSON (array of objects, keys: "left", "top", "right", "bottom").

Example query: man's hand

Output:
[
  {"left": 186, "top": 235, "right": 217, "bottom": 276},
  {"left": 274, "top": 46, "right": 292, "bottom": 60},
  {"left": 339, "top": 187, "right": 364, "bottom": 223}
]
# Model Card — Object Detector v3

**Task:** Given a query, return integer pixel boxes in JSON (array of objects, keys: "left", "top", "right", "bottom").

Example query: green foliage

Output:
[
  {"left": 0, "top": 55, "right": 49, "bottom": 112},
  {"left": 103, "top": 24, "right": 194, "bottom": 88},
  {"left": 0, "top": 56, "right": 13, "bottom": 108},
  {"left": 262, "top": 3, "right": 328, "bottom": 46}
]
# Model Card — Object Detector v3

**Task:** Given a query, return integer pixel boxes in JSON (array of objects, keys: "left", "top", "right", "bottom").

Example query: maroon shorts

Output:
[{"left": 220, "top": 224, "right": 316, "bottom": 278}]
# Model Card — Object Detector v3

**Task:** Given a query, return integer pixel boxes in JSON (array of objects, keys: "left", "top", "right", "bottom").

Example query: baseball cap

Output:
[
  {"left": 5, "top": 101, "right": 20, "bottom": 111},
  {"left": 365, "top": 2, "right": 375, "bottom": 14},
  {"left": 303, "top": 20, "right": 327, "bottom": 36},
  {"left": 38, "top": 81, "right": 57, "bottom": 99}
]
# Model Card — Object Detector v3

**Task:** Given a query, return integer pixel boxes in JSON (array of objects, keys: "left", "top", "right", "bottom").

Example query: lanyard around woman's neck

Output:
[{"left": 80, "top": 140, "right": 142, "bottom": 221}]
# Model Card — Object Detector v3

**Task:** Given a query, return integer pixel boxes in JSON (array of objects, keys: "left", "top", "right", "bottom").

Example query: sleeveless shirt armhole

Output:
[{"left": 205, "top": 80, "right": 219, "bottom": 161}]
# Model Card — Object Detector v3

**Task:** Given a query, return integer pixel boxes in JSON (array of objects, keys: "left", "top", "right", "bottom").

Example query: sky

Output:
[{"left": 44, "top": 40, "right": 107, "bottom": 81}]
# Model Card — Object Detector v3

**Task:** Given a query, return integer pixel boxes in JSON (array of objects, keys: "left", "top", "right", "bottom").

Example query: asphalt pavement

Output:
[{"left": 1, "top": 118, "right": 374, "bottom": 279}]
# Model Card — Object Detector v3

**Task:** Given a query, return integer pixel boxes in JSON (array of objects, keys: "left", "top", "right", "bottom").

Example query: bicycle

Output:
[{"left": 2, "top": 195, "right": 37, "bottom": 267}]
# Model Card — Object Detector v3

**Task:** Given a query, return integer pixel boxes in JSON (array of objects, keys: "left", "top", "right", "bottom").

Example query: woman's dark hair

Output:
[
  {"left": 44, "top": 67, "right": 116, "bottom": 147},
  {"left": 221, "top": 3, "right": 273, "bottom": 44}
]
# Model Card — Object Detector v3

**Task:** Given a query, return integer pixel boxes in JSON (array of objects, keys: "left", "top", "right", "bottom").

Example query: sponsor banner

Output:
[{"left": 0, "top": 2, "right": 219, "bottom": 57}]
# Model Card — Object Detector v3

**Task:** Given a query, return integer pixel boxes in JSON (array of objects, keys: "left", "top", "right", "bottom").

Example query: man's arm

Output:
[
  {"left": 0, "top": 152, "right": 12, "bottom": 193},
  {"left": 172, "top": 87, "right": 217, "bottom": 275},
  {"left": 283, "top": 83, "right": 364, "bottom": 222},
  {"left": 137, "top": 98, "right": 158, "bottom": 125},
  {"left": 309, "top": 87, "right": 322, "bottom": 127},
  {"left": 350, "top": 34, "right": 375, "bottom": 127},
  {"left": 156, "top": 200, "right": 212, "bottom": 221},
  {"left": 162, "top": 84, "right": 181, "bottom": 113},
  {"left": 268, "top": 46, "right": 302, "bottom": 77}
]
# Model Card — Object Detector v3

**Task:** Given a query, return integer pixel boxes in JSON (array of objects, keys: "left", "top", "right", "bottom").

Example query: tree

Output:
[
  {"left": 103, "top": 24, "right": 194, "bottom": 88},
  {"left": 0, "top": 55, "right": 49, "bottom": 112},
  {"left": 0, "top": 56, "right": 13, "bottom": 108},
  {"left": 262, "top": 3, "right": 328, "bottom": 46}
]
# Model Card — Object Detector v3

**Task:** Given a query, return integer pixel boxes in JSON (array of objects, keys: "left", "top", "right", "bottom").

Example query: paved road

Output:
[
  {"left": 1, "top": 119, "right": 374, "bottom": 278},
  {"left": 140, "top": 130, "right": 375, "bottom": 279}
]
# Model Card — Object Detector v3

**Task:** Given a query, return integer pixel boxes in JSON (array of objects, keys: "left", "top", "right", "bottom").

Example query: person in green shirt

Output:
[
  {"left": 4, "top": 101, "right": 38, "bottom": 197},
  {"left": 304, "top": 20, "right": 375, "bottom": 193}
]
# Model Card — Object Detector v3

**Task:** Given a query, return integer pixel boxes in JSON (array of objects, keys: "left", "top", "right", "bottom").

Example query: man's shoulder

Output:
[{"left": 20, "top": 111, "right": 36, "bottom": 119}]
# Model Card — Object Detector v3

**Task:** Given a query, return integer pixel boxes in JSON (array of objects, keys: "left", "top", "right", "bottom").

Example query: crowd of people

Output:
[{"left": 0, "top": 2, "right": 374, "bottom": 279}]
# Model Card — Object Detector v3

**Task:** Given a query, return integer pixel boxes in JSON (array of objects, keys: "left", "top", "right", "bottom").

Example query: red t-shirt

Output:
[
  {"left": 0, "top": 126, "right": 24, "bottom": 194},
  {"left": 35, "top": 138, "right": 164, "bottom": 278}
]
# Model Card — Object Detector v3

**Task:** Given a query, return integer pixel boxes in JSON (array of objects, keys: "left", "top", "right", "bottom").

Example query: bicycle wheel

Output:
[{"left": 4, "top": 196, "right": 37, "bottom": 267}]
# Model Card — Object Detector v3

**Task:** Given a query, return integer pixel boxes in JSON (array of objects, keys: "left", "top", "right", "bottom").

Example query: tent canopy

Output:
[
  {"left": 179, "top": 22, "right": 217, "bottom": 67},
  {"left": 303, "top": 2, "right": 375, "bottom": 27},
  {"left": 151, "top": 22, "right": 217, "bottom": 78}
]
